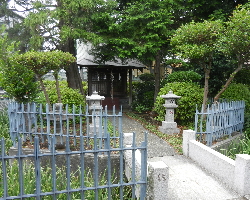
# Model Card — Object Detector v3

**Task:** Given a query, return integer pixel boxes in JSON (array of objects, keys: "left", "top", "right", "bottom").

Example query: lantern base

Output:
[{"left": 159, "top": 121, "right": 180, "bottom": 135}]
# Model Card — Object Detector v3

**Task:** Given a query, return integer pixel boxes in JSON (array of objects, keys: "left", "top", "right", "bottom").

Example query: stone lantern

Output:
[
  {"left": 159, "top": 90, "right": 181, "bottom": 135},
  {"left": 86, "top": 91, "right": 105, "bottom": 135}
]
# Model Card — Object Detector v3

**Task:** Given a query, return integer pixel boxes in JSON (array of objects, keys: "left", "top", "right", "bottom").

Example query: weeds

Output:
[
  {"left": 219, "top": 134, "right": 250, "bottom": 160},
  {"left": 0, "top": 110, "right": 12, "bottom": 152},
  {"left": 0, "top": 162, "right": 132, "bottom": 199}
]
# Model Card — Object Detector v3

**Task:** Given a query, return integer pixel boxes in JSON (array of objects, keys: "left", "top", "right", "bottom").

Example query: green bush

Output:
[
  {"left": 35, "top": 80, "right": 86, "bottom": 108},
  {"left": 220, "top": 83, "right": 250, "bottom": 137},
  {"left": 138, "top": 73, "right": 154, "bottom": 81},
  {"left": 0, "top": 61, "right": 39, "bottom": 103},
  {"left": 161, "top": 70, "right": 202, "bottom": 86},
  {"left": 154, "top": 82, "right": 203, "bottom": 126},
  {"left": 220, "top": 83, "right": 250, "bottom": 113},
  {"left": 131, "top": 73, "right": 155, "bottom": 113},
  {"left": 233, "top": 68, "right": 250, "bottom": 86}
]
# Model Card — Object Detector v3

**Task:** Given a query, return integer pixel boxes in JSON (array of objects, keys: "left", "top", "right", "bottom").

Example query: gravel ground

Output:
[{"left": 122, "top": 112, "right": 176, "bottom": 158}]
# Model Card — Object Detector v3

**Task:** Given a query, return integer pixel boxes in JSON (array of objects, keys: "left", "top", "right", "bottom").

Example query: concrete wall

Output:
[
  {"left": 189, "top": 140, "right": 235, "bottom": 188},
  {"left": 183, "top": 130, "right": 250, "bottom": 196}
]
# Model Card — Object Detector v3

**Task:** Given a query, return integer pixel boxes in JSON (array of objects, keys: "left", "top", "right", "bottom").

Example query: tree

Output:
[
  {"left": 0, "top": 25, "right": 39, "bottom": 103},
  {"left": 170, "top": 20, "right": 224, "bottom": 108},
  {"left": 12, "top": 51, "right": 76, "bottom": 104},
  {"left": 0, "top": 0, "right": 32, "bottom": 53},
  {"left": 89, "top": 0, "right": 177, "bottom": 101},
  {"left": 22, "top": 0, "right": 118, "bottom": 95},
  {"left": 84, "top": 0, "right": 247, "bottom": 102},
  {"left": 214, "top": 3, "right": 250, "bottom": 101}
]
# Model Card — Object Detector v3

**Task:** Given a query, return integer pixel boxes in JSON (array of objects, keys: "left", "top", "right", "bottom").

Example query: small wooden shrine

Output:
[{"left": 77, "top": 43, "right": 145, "bottom": 109}]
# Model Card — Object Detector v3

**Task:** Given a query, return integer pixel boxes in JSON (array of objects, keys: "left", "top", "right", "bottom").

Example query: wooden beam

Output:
[{"left": 129, "top": 69, "right": 132, "bottom": 106}]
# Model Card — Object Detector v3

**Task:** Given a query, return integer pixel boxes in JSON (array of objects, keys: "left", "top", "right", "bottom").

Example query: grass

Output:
[
  {"left": 219, "top": 134, "right": 250, "bottom": 160},
  {"left": 0, "top": 162, "right": 133, "bottom": 199},
  {"left": 0, "top": 109, "right": 13, "bottom": 153},
  {"left": 0, "top": 109, "right": 135, "bottom": 199},
  {"left": 125, "top": 112, "right": 183, "bottom": 154}
]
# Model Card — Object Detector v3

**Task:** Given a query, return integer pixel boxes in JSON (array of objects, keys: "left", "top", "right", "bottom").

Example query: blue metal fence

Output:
[
  {"left": 195, "top": 101, "right": 245, "bottom": 146},
  {"left": 7, "top": 102, "right": 122, "bottom": 149},
  {"left": 1, "top": 102, "right": 148, "bottom": 199}
]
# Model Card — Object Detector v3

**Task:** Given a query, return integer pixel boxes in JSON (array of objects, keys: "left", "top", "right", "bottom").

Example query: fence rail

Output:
[
  {"left": 1, "top": 133, "right": 147, "bottom": 199},
  {"left": 1, "top": 102, "right": 148, "bottom": 199},
  {"left": 8, "top": 102, "right": 122, "bottom": 150},
  {"left": 195, "top": 101, "right": 245, "bottom": 146}
]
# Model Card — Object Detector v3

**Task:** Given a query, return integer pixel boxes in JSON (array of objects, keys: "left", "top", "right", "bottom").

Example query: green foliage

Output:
[
  {"left": 132, "top": 74, "right": 155, "bottom": 113},
  {"left": 170, "top": 20, "right": 224, "bottom": 107},
  {"left": 219, "top": 135, "right": 250, "bottom": 160},
  {"left": 171, "top": 20, "right": 224, "bottom": 60},
  {"left": 217, "top": 3, "right": 250, "bottom": 64},
  {"left": 220, "top": 83, "right": 250, "bottom": 113},
  {"left": 163, "top": 71, "right": 202, "bottom": 84},
  {"left": 11, "top": 51, "right": 76, "bottom": 104},
  {"left": 0, "top": 164, "right": 132, "bottom": 199},
  {"left": 12, "top": 51, "right": 76, "bottom": 77},
  {"left": 0, "top": 110, "right": 12, "bottom": 153},
  {"left": 234, "top": 69, "right": 250, "bottom": 86},
  {"left": 0, "top": 60, "right": 39, "bottom": 103},
  {"left": 138, "top": 73, "right": 155, "bottom": 82},
  {"left": 35, "top": 80, "right": 86, "bottom": 107},
  {"left": 0, "top": 25, "right": 39, "bottom": 103},
  {"left": 82, "top": 81, "right": 88, "bottom": 95},
  {"left": 154, "top": 82, "right": 203, "bottom": 126}
]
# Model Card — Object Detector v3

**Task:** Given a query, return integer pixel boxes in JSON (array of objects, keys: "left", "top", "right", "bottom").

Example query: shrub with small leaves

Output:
[
  {"left": 165, "top": 71, "right": 201, "bottom": 84},
  {"left": 154, "top": 82, "right": 203, "bottom": 127},
  {"left": 35, "top": 80, "right": 86, "bottom": 109},
  {"left": 131, "top": 73, "right": 155, "bottom": 113},
  {"left": 220, "top": 83, "right": 250, "bottom": 113},
  {"left": 220, "top": 83, "right": 250, "bottom": 137}
]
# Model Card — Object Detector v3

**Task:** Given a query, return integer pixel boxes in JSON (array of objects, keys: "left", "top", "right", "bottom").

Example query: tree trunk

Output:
[
  {"left": 154, "top": 51, "right": 161, "bottom": 101},
  {"left": 54, "top": 72, "right": 62, "bottom": 103},
  {"left": 37, "top": 76, "right": 50, "bottom": 105},
  {"left": 60, "top": 38, "right": 84, "bottom": 95},
  {"left": 57, "top": 0, "right": 84, "bottom": 95},
  {"left": 202, "top": 67, "right": 210, "bottom": 111},
  {"left": 214, "top": 62, "right": 243, "bottom": 102}
]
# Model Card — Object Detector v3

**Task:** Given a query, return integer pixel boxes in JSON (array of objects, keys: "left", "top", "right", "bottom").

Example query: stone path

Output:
[{"left": 122, "top": 112, "right": 249, "bottom": 200}]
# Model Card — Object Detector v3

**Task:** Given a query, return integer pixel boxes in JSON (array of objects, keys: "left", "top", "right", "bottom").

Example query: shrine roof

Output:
[{"left": 76, "top": 42, "right": 145, "bottom": 69}]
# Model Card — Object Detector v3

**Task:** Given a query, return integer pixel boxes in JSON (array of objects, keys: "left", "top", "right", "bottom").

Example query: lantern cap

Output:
[
  {"left": 160, "top": 90, "right": 181, "bottom": 99},
  {"left": 86, "top": 91, "right": 105, "bottom": 101}
]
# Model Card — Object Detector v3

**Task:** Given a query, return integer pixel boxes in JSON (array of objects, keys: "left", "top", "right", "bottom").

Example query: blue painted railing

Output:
[
  {"left": 7, "top": 102, "right": 122, "bottom": 150},
  {"left": 195, "top": 101, "right": 245, "bottom": 146},
  {"left": 1, "top": 102, "right": 148, "bottom": 199}
]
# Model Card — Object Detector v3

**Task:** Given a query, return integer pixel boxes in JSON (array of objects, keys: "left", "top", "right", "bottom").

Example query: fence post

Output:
[
  {"left": 183, "top": 130, "right": 196, "bottom": 157},
  {"left": 234, "top": 154, "right": 250, "bottom": 196},
  {"left": 123, "top": 133, "right": 133, "bottom": 146},
  {"left": 147, "top": 161, "right": 169, "bottom": 200}
]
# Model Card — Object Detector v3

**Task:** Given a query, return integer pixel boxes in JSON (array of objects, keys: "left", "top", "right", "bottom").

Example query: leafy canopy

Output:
[
  {"left": 217, "top": 4, "right": 250, "bottom": 64},
  {"left": 171, "top": 20, "right": 224, "bottom": 60},
  {"left": 11, "top": 51, "right": 76, "bottom": 77}
]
